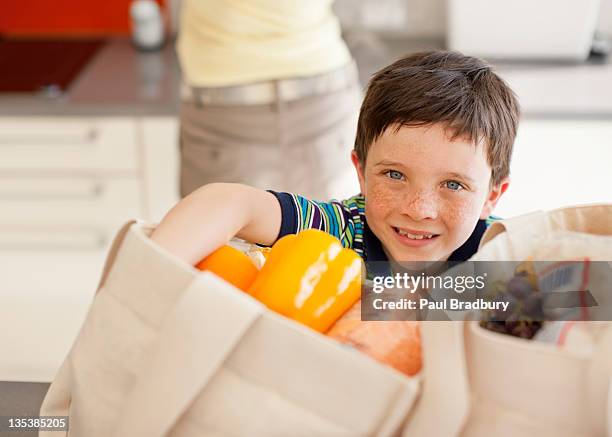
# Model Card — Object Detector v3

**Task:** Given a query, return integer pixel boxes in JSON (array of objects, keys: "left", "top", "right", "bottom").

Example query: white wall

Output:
[
  {"left": 598, "top": 0, "right": 612, "bottom": 36},
  {"left": 495, "top": 120, "right": 612, "bottom": 217},
  {"left": 401, "top": 0, "right": 445, "bottom": 37}
]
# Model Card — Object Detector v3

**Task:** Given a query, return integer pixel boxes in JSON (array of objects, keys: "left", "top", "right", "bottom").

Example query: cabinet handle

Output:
[
  {"left": 0, "top": 228, "right": 108, "bottom": 251},
  {"left": 0, "top": 127, "right": 98, "bottom": 146},
  {"left": 0, "top": 181, "right": 105, "bottom": 201}
]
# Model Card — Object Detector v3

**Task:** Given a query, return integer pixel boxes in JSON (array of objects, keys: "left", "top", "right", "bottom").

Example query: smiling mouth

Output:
[{"left": 392, "top": 227, "right": 440, "bottom": 240}]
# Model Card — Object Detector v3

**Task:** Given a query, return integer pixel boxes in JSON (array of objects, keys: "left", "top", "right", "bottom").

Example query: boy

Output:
[{"left": 150, "top": 51, "right": 520, "bottom": 266}]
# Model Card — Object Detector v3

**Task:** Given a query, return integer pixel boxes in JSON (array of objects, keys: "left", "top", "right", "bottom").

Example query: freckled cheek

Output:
[
  {"left": 440, "top": 197, "right": 482, "bottom": 233},
  {"left": 365, "top": 181, "right": 401, "bottom": 220}
]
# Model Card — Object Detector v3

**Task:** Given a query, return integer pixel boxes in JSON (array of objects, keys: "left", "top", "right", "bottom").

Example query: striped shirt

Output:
[{"left": 269, "top": 191, "right": 499, "bottom": 262}]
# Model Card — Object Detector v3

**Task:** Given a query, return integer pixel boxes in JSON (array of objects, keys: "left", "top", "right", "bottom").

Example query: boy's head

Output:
[{"left": 351, "top": 50, "right": 520, "bottom": 262}]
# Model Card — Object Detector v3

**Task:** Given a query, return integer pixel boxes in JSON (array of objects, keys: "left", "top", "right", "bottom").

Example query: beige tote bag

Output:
[
  {"left": 404, "top": 204, "right": 612, "bottom": 437},
  {"left": 40, "top": 220, "right": 420, "bottom": 437}
]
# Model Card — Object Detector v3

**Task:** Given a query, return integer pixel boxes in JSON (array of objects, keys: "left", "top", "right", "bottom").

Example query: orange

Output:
[
  {"left": 328, "top": 301, "right": 422, "bottom": 376},
  {"left": 195, "top": 245, "right": 259, "bottom": 292}
]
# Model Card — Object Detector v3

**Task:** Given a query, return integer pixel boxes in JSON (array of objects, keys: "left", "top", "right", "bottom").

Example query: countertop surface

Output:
[
  {"left": 491, "top": 60, "right": 612, "bottom": 118},
  {"left": 0, "top": 38, "right": 181, "bottom": 116},
  {"left": 1, "top": 36, "right": 612, "bottom": 118},
  {"left": 0, "top": 381, "right": 49, "bottom": 437},
  {"left": 365, "top": 35, "right": 612, "bottom": 119}
]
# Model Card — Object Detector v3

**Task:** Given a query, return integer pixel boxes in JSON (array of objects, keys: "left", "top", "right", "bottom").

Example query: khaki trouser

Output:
[{"left": 179, "top": 83, "right": 362, "bottom": 201}]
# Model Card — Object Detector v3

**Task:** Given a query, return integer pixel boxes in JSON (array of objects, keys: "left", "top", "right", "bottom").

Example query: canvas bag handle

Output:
[
  {"left": 113, "top": 272, "right": 265, "bottom": 437},
  {"left": 480, "top": 210, "right": 547, "bottom": 248},
  {"left": 481, "top": 204, "right": 612, "bottom": 250},
  {"left": 95, "top": 219, "right": 140, "bottom": 293}
]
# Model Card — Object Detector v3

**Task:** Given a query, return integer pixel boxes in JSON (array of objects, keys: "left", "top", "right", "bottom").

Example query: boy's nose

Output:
[{"left": 401, "top": 191, "right": 439, "bottom": 221}]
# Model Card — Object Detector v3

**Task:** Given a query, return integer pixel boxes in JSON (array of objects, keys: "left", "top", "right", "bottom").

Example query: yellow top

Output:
[{"left": 177, "top": 0, "right": 352, "bottom": 87}]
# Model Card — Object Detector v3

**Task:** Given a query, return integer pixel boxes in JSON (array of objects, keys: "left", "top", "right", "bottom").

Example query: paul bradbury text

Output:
[{"left": 372, "top": 298, "right": 510, "bottom": 312}]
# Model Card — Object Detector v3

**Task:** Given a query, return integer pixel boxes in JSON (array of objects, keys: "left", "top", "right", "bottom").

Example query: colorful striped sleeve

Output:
[{"left": 267, "top": 191, "right": 359, "bottom": 250}]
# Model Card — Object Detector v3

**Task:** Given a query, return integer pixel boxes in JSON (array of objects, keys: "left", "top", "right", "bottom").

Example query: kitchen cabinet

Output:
[
  {"left": 0, "top": 115, "right": 179, "bottom": 382},
  {"left": 139, "top": 117, "right": 181, "bottom": 224},
  {"left": 0, "top": 118, "right": 139, "bottom": 172}
]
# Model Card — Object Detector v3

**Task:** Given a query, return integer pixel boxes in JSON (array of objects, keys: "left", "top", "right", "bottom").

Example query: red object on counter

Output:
[
  {"left": 1, "top": 0, "right": 164, "bottom": 36},
  {"left": 0, "top": 38, "right": 105, "bottom": 92}
]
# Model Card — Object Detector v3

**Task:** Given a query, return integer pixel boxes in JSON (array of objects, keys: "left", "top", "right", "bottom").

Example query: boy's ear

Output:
[
  {"left": 480, "top": 177, "right": 510, "bottom": 219},
  {"left": 351, "top": 151, "right": 366, "bottom": 195}
]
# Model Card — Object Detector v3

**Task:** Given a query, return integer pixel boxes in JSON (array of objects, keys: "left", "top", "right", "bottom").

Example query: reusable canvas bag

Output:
[
  {"left": 39, "top": 220, "right": 420, "bottom": 437},
  {"left": 404, "top": 204, "right": 612, "bottom": 437}
]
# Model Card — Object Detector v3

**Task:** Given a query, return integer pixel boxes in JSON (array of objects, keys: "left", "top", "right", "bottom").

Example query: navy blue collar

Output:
[
  {"left": 363, "top": 219, "right": 487, "bottom": 263},
  {"left": 363, "top": 220, "right": 387, "bottom": 262}
]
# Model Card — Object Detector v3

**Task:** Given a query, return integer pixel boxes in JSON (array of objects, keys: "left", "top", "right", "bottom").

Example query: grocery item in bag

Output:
[
  {"left": 480, "top": 260, "right": 543, "bottom": 339},
  {"left": 248, "top": 229, "right": 363, "bottom": 333},
  {"left": 328, "top": 300, "right": 422, "bottom": 376},
  {"left": 196, "top": 244, "right": 259, "bottom": 291}
]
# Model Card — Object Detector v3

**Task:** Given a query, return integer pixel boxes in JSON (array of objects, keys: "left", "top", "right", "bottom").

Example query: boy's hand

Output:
[{"left": 149, "top": 183, "right": 281, "bottom": 266}]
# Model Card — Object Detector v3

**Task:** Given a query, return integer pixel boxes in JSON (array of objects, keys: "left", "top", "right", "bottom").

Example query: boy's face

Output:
[{"left": 352, "top": 123, "right": 509, "bottom": 262}]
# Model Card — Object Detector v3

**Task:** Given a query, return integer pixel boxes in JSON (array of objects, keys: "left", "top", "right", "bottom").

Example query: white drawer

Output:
[
  {"left": 0, "top": 227, "right": 109, "bottom": 251},
  {"left": 0, "top": 117, "right": 139, "bottom": 173},
  {"left": 0, "top": 176, "right": 143, "bottom": 231}
]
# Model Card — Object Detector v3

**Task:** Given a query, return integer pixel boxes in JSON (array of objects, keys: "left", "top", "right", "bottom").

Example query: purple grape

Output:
[
  {"left": 490, "top": 293, "right": 517, "bottom": 321},
  {"left": 522, "top": 294, "right": 543, "bottom": 319},
  {"left": 507, "top": 276, "right": 533, "bottom": 300},
  {"left": 480, "top": 320, "right": 506, "bottom": 334},
  {"left": 510, "top": 321, "right": 542, "bottom": 339},
  {"left": 479, "top": 273, "right": 544, "bottom": 339}
]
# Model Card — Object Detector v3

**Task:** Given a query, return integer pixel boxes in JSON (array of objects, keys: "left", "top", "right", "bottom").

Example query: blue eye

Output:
[
  {"left": 386, "top": 170, "right": 404, "bottom": 180},
  {"left": 445, "top": 180, "right": 464, "bottom": 191}
]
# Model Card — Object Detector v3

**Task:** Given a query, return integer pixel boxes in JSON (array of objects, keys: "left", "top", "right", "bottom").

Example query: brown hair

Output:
[{"left": 354, "top": 50, "right": 520, "bottom": 185}]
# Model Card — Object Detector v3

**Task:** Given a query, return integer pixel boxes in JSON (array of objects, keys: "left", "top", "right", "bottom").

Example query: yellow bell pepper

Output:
[{"left": 248, "top": 229, "right": 363, "bottom": 333}]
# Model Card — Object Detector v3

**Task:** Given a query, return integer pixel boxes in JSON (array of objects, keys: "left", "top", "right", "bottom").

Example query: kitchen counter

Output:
[
  {"left": 497, "top": 60, "right": 612, "bottom": 118},
  {"left": 0, "top": 38, "right": 181, "bottom": 116},
  {"left": 0, "top": 381, "right": 48, "bottom": 437},
  {"left": 0, "top": 36, "right": 611, "bottom": 118}
]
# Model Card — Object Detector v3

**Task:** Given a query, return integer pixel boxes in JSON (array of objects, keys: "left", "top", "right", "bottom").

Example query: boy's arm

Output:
[{"left": 149, "top": 183, "right": 281, "bottom": 266}]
